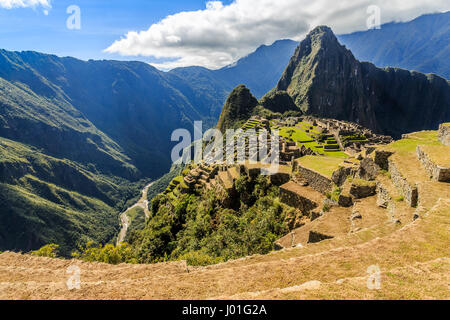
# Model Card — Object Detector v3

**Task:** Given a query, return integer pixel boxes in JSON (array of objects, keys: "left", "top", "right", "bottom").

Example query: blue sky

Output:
[
  {"left": 0, "top": 0, "right": 231, "bottom": 62},
  {"left": 1, "top": 0, "right": 449, "bottom": 70}
]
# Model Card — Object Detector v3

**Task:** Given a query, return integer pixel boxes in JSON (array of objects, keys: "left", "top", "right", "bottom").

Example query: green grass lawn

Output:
[
  {"left": 384, "top": 131, "right": 440, "bottom": 155},
  {"left": 296, "top": 155, "right": 345, "bottom": 178},
  {"left": 278, "top": 127, "right": 314, "bottom": 142},
  {"left": 297, "top": 122, "right": 321, "bottom": 134},
  {"left": 322, "top": 150, "right": 348, "bottom": 158}
]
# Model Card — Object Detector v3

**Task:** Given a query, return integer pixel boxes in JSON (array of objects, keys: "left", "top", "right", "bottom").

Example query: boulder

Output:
[
  {"left": 374, "top": 150, "right": 394, "bottom": 171},
  {"left": 338, "top": 194, "right": 353, "bottom": 207},
  {"left": 351, "top": 211, "right": 362, "bottom": 221},
  {"left": 349, "top": 180, "right": 376, "bottom": 199},
  {"left": 332, "top": 166, "right": 356, "bottom": 186}
]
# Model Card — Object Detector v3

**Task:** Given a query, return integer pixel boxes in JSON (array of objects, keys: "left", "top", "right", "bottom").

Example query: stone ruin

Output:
[
  {"left": 438, "top": 123, "right": 450, "bottom": 146},
  {"left": 308, "top": 116, "right": 393, "bottom": 154}
]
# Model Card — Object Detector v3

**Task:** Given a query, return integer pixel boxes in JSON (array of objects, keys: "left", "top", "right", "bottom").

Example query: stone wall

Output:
[
  {"left": 388, "top": 159, "right": 418, "bottom": 207},
  {"left": 376, "top": 181, "right": 391, "bottom": 208},
  {"left": 308, "top": 231, "right": 333, "bottom": 243},
  {"left": 279, "top": 186, "right": 319, "bottom": 214},
  {"left": 269, "top": 172, "right": 291, "bottom": 186},
  {"left": 296, "top": 165, "right": 332, "bottom": 194},
  {"left": 416, "top": 145, "right": 450, "bottom": 182},
  {"left": 438, "top": 123, "right": 450, "bottom": 146}
]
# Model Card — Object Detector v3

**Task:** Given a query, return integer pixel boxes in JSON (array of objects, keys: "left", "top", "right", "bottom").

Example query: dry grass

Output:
[
  {"left": 224, "top": 257, "right": 450, "bottom": 300},
  {"left": 1, "top": 196, "right": 448, "bottom": 300},
  {"left": 381, "top": 131, "right": 449, "bottom": 199}
]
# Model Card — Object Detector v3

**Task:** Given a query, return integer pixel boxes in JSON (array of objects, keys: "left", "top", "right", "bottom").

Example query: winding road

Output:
[{"left": 116, "top": 182, "right": 154, "bottom": 245}]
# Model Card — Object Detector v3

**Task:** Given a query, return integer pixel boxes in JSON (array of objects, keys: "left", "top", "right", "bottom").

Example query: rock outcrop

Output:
[
  {"left": 356, "top": 158, "right": 380, "bottom": 181},
  {"left": 349, "top": 180, "right": 377, "bottom": 199}
]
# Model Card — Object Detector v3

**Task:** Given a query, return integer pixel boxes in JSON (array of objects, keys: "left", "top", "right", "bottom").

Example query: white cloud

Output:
[
  {"left": 106, "top": 0, "right": 450, "bottom": 70},
  {"left": 0, "top": 0, "right": 51, "bottom": 9}
]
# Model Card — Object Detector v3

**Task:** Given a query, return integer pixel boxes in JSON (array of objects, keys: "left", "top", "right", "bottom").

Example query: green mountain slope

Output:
[
  {"left": 0, "top": 50, "right": 210, "bottom": 178},
  {"left": 0, "top": 77, "right": 137, "bottom": 179},
  {"left": 0, "top": 137, "right": 144, "bottom": 255}
]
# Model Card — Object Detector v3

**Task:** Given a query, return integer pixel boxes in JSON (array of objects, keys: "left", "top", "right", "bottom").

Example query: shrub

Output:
[
  {"left": 326, "top": 186, "right": 341, "bottom": 201},
  {"left": 131, "top": 175, "right": 291, "bottom": 265},
  {"left": 178, "top": 251, "right": 224, "bottom": 266},
  {"left": 71, "top": 241, "right": 138, "bottom": 264},
  {"left": 31, "top": 244, "right": 60, "bottom": 258}
]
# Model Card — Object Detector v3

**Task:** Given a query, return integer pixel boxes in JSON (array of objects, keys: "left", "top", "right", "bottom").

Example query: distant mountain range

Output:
[
  {"left": 171, "top": 11, "right": 449, "bottom": 109},
  {"left": 170, "top": 39, "right": 299, "bottom": 100},
  {"left": 339, "top": 11, "right": 450, "bottom": 80}
]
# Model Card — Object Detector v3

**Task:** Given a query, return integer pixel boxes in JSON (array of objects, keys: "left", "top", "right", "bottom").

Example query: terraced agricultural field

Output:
[
  {"left": 277, "top": 126, "right": 348, "bottom": 158},
  {"left": 296, "top": 155, "right": 347, "bottom": 178},
  {"left": 242, "top": 119, "right": 261, "bottom": 131}
]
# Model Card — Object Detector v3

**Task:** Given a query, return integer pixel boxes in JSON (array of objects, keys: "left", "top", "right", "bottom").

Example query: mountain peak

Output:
[
  {"left": 274, "top": 25, "right": 449, "bottom": 137},
  {"left": 216, "top": 85, "right": 258, "bottom": 132},
  {"left": 308, "top": 25, "right": 334, "bottom": 36},
  {"left": 276, "top": 25, "right": 350, "bottom": 95},
  {"left": 308, "top": 25, "right": 339, "bottom": 45}
]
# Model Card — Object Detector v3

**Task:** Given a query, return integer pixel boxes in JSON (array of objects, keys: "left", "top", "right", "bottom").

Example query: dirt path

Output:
[{"left": 116, "top": 182, "right": 154, "bottom": 245}]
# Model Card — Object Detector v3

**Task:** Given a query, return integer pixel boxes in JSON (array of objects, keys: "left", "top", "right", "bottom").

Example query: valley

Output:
[{"left": 117, "top": 182, "right": 153, "bottom": 245}]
